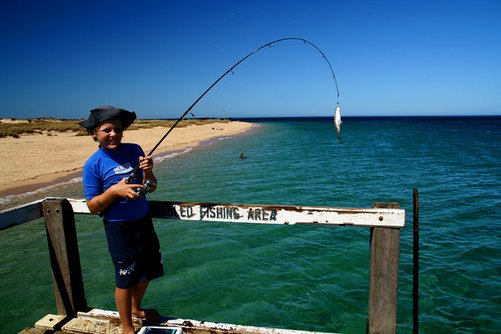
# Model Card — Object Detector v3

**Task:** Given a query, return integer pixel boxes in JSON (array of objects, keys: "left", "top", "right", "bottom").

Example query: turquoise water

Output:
[{"left": 0, "top": 117, "right": 500, "bottom": 333}]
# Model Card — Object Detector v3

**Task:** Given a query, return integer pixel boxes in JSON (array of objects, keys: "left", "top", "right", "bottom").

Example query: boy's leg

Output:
[
  {"left": 131, "top": 280, "right": 149, "bottom": 317},
  {"left": 130, "top": 280, "right": 161, "bottom": 320},
  {"left": 115, "top": 287, "right": 136, "bottom": 334}
]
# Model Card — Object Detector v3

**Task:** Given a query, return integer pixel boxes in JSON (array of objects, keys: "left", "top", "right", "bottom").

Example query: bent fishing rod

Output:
[{"left": 126, "top": 37, "right": 340, "bottom": 184}]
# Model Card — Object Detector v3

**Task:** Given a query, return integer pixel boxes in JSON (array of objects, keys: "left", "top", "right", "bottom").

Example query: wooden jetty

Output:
[{"left": 1, "top": 197, "right": 406, "bottom": 334}]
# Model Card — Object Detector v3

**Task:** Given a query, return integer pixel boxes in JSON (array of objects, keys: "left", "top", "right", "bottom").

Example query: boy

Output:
[{"left": 80, "top": 106, "right": 164, "bottom": 334}]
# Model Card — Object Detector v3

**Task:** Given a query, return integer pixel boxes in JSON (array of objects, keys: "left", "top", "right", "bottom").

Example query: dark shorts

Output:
[{"left": 104, "top": 213, "right": 164, "bottom": 289}]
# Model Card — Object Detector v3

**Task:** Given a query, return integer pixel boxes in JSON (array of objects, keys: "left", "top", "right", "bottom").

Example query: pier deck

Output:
[{"left": 21, "top": 308, "right": 336, "bottom": 334}]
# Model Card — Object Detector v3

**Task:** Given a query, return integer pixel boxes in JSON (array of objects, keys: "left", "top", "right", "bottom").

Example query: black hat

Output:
[{"left": 79, "top": 106, "right": 136, "bottom": 130}]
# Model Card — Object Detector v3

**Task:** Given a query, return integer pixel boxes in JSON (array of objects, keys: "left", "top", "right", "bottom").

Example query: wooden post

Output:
[
  {"left": 367, "top": 203, "right": 401, "bottom": 334},
  {"left": 43, "top": 198, "right": 88, "bottom": 318}
]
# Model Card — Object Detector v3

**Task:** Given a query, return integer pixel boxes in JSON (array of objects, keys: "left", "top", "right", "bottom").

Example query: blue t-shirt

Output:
[{"left": 82, "top": 143, "right": 150, "bottom": 222}]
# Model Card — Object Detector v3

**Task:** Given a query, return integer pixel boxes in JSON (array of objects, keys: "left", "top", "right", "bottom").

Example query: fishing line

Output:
[
  {"left": 126, "top": 37, "right": 340, "bottom": 183},
  {"left": 191, "top": 69, "right": 235, "bottom": 119}
]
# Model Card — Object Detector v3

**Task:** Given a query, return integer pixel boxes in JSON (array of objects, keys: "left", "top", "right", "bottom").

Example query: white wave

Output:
[
  {"left": 0, "top": 176, "right": 83, "bottom": 206},
  {"left": 154, "top": 147, "right": 193, "bottom": 163}
]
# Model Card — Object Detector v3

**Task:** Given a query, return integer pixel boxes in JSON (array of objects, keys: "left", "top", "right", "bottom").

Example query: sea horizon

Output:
[{"left": 2, "top": 114, "right": 501, "bottom": 121}]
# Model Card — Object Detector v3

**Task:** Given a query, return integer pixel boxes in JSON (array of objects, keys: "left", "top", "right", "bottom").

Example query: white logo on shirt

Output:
[{"left": 113, "top": 163, "right": 133, "bottom": 175}]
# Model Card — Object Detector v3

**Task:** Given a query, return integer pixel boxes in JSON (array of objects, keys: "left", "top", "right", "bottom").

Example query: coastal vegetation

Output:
[{"left": 0, "top": 118, "right": 230, "bottom": 138}]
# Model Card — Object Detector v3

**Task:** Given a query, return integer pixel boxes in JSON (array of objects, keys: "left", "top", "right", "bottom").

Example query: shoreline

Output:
[{"left": 0, "top": 121, "right": 255, "bottom": 200}]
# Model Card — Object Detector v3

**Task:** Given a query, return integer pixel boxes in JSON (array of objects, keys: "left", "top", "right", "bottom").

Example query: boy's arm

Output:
[{"left": 86, "top": 179, "right": 142, "bottom": 214}]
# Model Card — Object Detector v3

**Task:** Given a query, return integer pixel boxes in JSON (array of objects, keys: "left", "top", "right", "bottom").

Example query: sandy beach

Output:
[{"left": 0, "top": 121, "right": 253, "bottom": 197}]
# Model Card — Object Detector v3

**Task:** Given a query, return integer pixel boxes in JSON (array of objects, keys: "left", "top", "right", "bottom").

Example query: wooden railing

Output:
[{"left": 1, "top": 197, "right": 406, "bottom": 334}]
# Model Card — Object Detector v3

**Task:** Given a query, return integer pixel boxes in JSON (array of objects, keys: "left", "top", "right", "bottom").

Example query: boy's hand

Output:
[
  {"left": 112, "top": 178, "right": 143, "bottom": 199},
  {"left": 139, "top": 156, "right": 157, "bottom": 189},
  {"left": 139, "top": 155, "right": 153, "bottom": 172},
  {"left": 86, "top": 177, "right": 143, "bottom": 214}
]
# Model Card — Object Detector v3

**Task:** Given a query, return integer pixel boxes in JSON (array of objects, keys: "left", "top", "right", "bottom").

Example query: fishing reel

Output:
[{"left": 135, "top": 179, "right": 155, "bottom": 197}]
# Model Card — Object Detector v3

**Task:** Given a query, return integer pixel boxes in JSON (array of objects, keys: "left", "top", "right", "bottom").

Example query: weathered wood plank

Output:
[
  {"left": 62, "top": 317, "right": 129, "bottom": 334},
  {"left": 149, "top": 201, "right": 405, "bottom": 227},
  {"left": 0, "top": 199, "right": 43, "bottom": 230},
  {"left": 65, "top": 198, "right": 90, "bottom": 214},
  {"left": 367, "top": 203, "right": 401, "bottom": 334},
  {"left": 2, "top": 198, "right": 406, "bottom": 230},
  {"left": 34, "top": 314, "right": 67, "bottom": 331},
  {"left": 67, "top": 309, "right": 336, "bottom": 334},
  {"left": 67, "top": 199, "right": 405, "bottom": 228},
  {"left": 62, "top": 316, "right": 140, "bottom": 334},
  {"left": 43, "top": 198, "right": 88, "bottom": 317},
  {"left": 163, "top": 318, "right": 337, "bottom": 334}
]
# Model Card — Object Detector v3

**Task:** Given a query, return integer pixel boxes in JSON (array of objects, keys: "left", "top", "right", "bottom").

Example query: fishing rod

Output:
[{"left": 126, "top": 37, "right": 340, "bottom": 184}]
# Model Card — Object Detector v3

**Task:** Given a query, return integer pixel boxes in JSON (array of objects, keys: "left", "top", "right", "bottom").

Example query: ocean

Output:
[{"left": 0, "top": 116, "right": 500, "bottom": 333}]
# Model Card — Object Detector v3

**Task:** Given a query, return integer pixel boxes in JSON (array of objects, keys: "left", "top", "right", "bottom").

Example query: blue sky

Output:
[{"left": 1, "top": 0, "right": 500, "bottom": 119}]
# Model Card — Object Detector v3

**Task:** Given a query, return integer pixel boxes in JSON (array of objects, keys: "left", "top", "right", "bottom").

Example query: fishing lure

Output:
[{"left": 334, "top": 103, "right": 342, "bottom": 144}]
